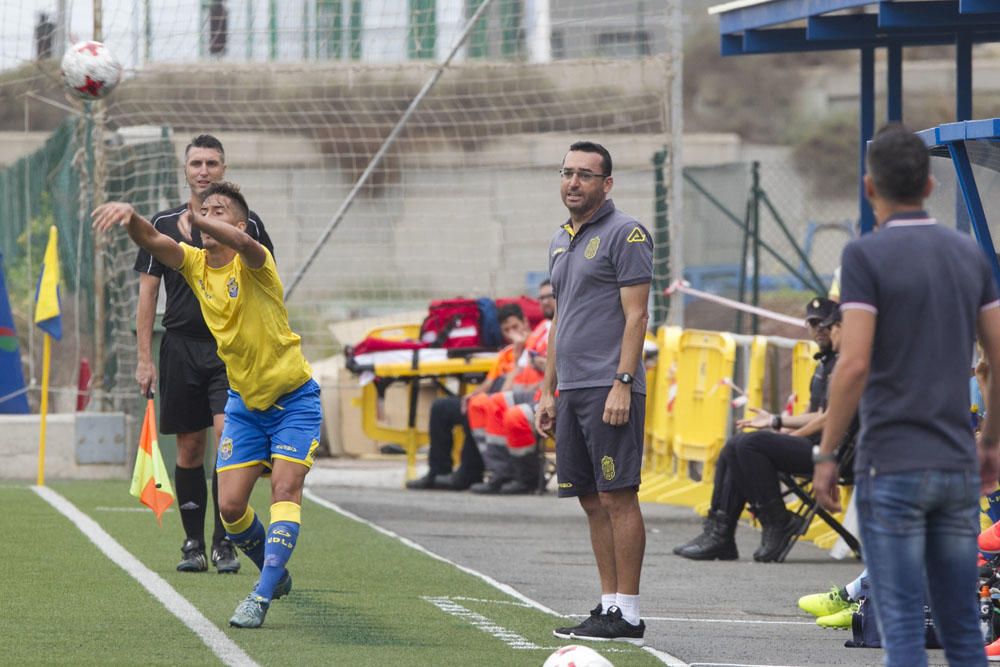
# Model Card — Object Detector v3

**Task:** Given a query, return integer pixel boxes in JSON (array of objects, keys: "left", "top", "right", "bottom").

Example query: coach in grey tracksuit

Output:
[{"left": 537, "top": 141, "right": 653, "bottom": 645}]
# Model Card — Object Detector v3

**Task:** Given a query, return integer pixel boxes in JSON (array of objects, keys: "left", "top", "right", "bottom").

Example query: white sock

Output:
[
  {"left": 601, "top": 593, "right": 616, "bottom": 614},
  {"left": 616, "top": 593, "right": 641, "bottom": 625},
  {"left": 845, "top": 569, "right": 868, "bottom": 601}
]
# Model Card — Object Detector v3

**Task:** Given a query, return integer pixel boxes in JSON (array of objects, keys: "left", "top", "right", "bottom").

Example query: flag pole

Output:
[{"left": 37, "top": 332, "right": 51, "bottom": 486}]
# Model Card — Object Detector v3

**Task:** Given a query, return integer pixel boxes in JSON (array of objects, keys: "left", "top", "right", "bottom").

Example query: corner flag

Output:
[
  {"left": 130, "top": 398, "right": 175, "bottom": 525},
  {"left": 33, "top": 226, "right": 62, "bottom": 340}
]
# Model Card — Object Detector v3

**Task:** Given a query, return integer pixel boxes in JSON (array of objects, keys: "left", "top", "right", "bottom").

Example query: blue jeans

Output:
[{"left": 857, "top": 469, "right": 985, "bottom": 667}]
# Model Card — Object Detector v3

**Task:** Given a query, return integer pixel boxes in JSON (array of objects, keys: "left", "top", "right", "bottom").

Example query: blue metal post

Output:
[
  {"left": 859, "top": 47, "right": 876, "bottom": 234},
  {"left": 887, "top": 43, "right": 902, "bottom": 121},
  {"left": 950, "top": 140, "right": 1000, "bottom": 288},
  {"left": 956, "top": 35, "right": 973, "bottom": 232}
]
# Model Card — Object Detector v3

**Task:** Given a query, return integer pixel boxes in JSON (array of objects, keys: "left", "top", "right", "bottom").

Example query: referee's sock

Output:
[
  {"left": 175, "top": 464, "right": 207, "bottom": 546},
  {"left": 255, "top": 502, "right": 301, "bottom": 601},
  {"left": 222, "top": 506, "right": 266, "bottom": 571}
]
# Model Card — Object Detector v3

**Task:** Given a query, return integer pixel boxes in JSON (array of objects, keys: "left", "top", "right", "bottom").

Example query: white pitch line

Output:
[
  {"left": 303, "top": 488, "right": 559, "bottom": 616},
  {"left": 447, "top": 596, "right": 535, "bottom": 608},
  {"left": 423, "top": 596, "right": 540, "bottom": 649},
  {"left": 303, "top": 488, "right": 689, "bottom": 667},
  {"left": 32, "top": 486, "right": 259, "bottom": 667},
  {"left": 609, "top": 616, "right": 815, "bottom": 627}
]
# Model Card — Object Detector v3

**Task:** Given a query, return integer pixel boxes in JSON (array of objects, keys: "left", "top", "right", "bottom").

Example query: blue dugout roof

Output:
[
  {"left": 709, "top": 0, "right": 1000, "bottom": 234},
  {"left": 710, "top": 0, "right": 1000, "bottom": 55},
  {"left": 915, "top": 118, "right": 1000, "bottom": 287}
]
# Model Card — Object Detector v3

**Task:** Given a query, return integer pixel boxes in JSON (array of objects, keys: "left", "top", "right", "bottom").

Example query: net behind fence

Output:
[{"left": 0, "top": 1, "right": 676, "bottom": 425}]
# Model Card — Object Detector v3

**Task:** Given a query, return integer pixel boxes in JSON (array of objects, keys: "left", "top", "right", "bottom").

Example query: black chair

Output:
[{"left": 775, "top": 418, "right": 862, "bottom": 562}]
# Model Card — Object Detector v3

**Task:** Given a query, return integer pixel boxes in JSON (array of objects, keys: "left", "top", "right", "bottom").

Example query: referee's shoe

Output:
[
  {"left": 176, "top": 538, "right": 208, "bottom": 572},
  {"left": 212, "top": 538, "right": 241, "bottom": 574}
]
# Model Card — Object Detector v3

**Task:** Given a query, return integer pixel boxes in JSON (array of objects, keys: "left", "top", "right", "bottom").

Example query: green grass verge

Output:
[{"left": 2, "top": 481, "right": 664, "bottom": 666}]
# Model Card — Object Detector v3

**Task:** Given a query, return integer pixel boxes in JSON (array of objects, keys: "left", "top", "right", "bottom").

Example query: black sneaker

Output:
[
  {"left": 405, "top": 472, "right": 438, "bottom": 490},
  {"left": 570, "top": 605, "right": 645, "bottom": 646},
  {"left": 553, "top": 603, "right": 603, "bottom": 639},
  {"left": 212, "top": 538, "right": 241, "bottom": 574},
  {"left": 176, "top": 538, "right": 208, "bottom": 573},
  {"left": 470, "top": 477, "right": 507, "bottom": 495}
]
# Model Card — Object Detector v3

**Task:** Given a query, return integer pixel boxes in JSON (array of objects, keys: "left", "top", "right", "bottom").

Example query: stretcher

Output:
[{"left": 346, "top": 323, "right": 498, "bottom": 480}]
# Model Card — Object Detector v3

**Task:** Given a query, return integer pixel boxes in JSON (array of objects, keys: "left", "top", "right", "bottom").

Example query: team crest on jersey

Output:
[
  {"left": 601, "top": 455, "right": 616, "bottom": 481},
  {"left": 226, "top": 277, "right": 238, "bottom": 298},
  {"left": 584, "top": 236, "right": 600, "bottom": 259},
  {"left": 219, "top": 437, "right": 233, "bottom": 461}
]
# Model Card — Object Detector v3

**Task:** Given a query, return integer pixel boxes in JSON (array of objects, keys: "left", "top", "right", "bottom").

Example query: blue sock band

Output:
[{"left": 224, "top": 508, "right": 266, "bottom": 572}]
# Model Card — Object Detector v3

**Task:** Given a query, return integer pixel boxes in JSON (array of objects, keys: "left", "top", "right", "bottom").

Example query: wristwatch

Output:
[
  {"left": 812, "top": 445, "right": 837, "bottom": 464},
  {"left": 770, "top": 414, "right": 783, "bottom": 430},
  {"left": 615, "top": 372, "right": 634, "bottom": 385}
]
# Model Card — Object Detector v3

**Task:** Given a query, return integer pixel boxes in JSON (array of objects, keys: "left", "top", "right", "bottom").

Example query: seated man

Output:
[
  {"left": 406, "top": 303, "right": 529, "bottom": 491},
  {"left": 468, "top": 280, "right": 555, "bottom": 494},
  {"left": 674, "top": 297, "right": 840, "bottom": 563}
]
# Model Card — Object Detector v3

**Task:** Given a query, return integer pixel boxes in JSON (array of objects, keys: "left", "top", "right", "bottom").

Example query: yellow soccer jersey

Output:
[{"left": 178, "top": 243, "right": 312, "bottom": 410}]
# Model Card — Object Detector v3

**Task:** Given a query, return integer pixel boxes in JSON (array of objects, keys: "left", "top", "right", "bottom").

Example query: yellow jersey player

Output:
[{"left": 93, "top": 181, "right": 321, "bottom": 629}]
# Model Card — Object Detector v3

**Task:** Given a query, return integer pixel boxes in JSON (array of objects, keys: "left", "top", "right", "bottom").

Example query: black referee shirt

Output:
[{"left": 133, "top": 203, "right": 274, "bottom": 339}]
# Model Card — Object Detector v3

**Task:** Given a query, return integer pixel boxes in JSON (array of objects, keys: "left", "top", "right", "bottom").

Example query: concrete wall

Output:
[{"left": 0, "top": 413, "right": 131, "bottom": 481}]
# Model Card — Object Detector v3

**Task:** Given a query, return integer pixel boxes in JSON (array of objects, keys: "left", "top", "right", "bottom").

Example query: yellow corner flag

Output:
[
  {"left": 130, "top": 398, "right": 175, "bottom": 525},
  {"left": 33, "top": 225, "right": 62, "bottom": 340}
]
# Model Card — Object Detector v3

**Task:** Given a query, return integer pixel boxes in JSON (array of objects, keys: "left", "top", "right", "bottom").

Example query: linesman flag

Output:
[
  {"left": 130, "top": 398, "right": 175, "bottom": 525},
  {"left": 33, "top": 226, "right": 62, "bottom": 340}
]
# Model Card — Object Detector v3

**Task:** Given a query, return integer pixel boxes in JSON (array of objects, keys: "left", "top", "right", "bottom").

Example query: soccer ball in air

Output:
[
  {"left": 543, "top": 644, "right": 614, "bottom": 667},
  {"left": 60, "top": 41, "right": 122, "bottom": 100}
]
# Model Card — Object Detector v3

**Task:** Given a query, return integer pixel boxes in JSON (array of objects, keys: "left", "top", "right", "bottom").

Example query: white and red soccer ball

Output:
[
  {"left": 543, "top": 644, "right": 614, "bottom": 667},
  {"left": 60, "top": 41, "right": 122, "bottom": 100}
]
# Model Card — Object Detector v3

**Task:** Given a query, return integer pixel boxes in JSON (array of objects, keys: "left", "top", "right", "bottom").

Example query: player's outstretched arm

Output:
[
  {"left": 184, "top": 207, "right": 267, "bottom": 269},
  {"left": 92, "top": 202, "right": 183, "bottom": 269}
]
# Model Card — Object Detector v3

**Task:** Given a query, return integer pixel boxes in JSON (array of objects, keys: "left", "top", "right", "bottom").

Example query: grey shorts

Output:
[{"left": 554, "top": 387, "right": 645, "bottom": 497}]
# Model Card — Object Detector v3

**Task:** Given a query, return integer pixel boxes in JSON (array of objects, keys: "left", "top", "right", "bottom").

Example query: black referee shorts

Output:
[
  {"left": 158, "top": 331, "right": 230, "bottom": 435},
  {"left": 554, "top": 386, "right": 645, "bottom": 498}
]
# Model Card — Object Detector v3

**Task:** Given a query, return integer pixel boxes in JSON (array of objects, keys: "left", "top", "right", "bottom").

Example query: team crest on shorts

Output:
[
  {"left": 601, "top": 455, "right": 616, "bottom": 481},
  {"left": 584, "top": 236, "right": 600, "bottom": 259},
  {"left": 219, "top": 437, "right": 234, "bottom": 461},
  {"left": 226, "top": 277, "right": 239, "bottom": 298}
]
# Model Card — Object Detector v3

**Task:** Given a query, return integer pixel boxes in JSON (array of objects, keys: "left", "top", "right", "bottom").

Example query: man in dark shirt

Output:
[
  {"left": 134, "top": 134, "right": 273, "bottom": 574},
  {"left": 673, "top": 297, "right": 839, "bottom": 563},
  {"left": 817, "top": 123, "right": 1000, "bottom": 666},
  {"left": 537, "top": 141, "right": 653, "bottom": 645}
]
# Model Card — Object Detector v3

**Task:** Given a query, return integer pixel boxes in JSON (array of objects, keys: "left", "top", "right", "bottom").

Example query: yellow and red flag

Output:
[{"left": 129, "top": 398, "right": 175, "bottom": 525}]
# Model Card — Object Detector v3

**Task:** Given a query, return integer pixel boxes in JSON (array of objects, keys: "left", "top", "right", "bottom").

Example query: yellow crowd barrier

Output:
[
  {"left": 637, "top": 327, "right": 682, "bottom": 502},
  {"left": 791, "top": 340, "right": 819, "bottom": 415},
  {"left": 652, "top": 329, "right": 736, "bottom": 508},
  {"left": 633, "top": 325, "right": 856, "bottom": 556}
]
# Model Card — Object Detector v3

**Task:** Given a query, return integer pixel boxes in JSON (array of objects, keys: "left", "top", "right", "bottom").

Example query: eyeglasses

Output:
[
  {"left": 538, "top": 294, "right": 556, "bottom": 301},
  {"left": 559, "top": 169, "right": 607, "bottom": 183}
]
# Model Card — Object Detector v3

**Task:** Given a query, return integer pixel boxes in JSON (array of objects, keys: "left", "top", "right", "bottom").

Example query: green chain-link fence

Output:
[{"left": 1, "top": 118, "right": 177, "bottom": 425}]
